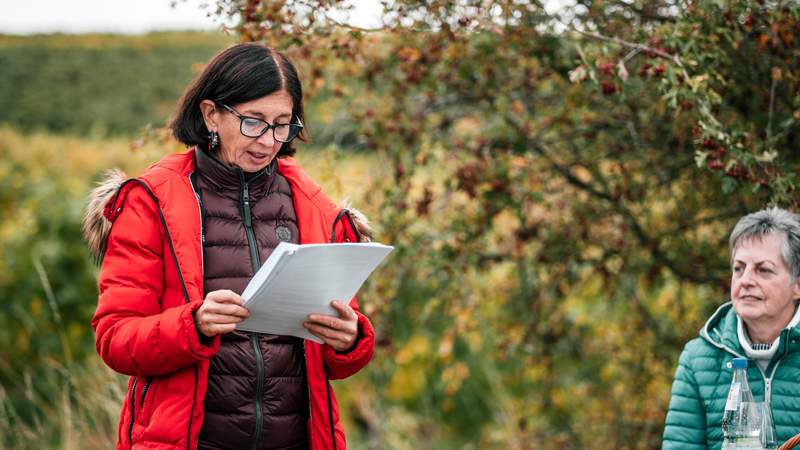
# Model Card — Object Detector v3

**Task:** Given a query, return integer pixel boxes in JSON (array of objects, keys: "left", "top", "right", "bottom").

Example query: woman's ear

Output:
[
  {"left": 792, "top": 277, "right": 800, "bottom": 300},
  {"left": 199, "top": 100, "right": 219, "bottom": 132}
]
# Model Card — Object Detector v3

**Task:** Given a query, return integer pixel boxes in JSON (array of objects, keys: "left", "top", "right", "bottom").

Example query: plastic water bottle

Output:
[{"left": 721, "top": 358, "right": 755, "bottom": 449}]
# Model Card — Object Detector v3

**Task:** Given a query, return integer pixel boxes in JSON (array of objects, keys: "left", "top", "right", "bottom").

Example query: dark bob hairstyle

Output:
[{"left": 170, "top": 42, "right": 306, "bottom": 157}]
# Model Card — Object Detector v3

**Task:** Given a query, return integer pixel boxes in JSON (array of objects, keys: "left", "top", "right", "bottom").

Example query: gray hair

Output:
[{"left": 729, "top": 207, "right": 800, "bottom": 281}]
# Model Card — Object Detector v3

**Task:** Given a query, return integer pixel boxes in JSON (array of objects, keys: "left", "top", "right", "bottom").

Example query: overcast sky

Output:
[{"left": 0, "top": 0, "right": 383, "bottom": 35}]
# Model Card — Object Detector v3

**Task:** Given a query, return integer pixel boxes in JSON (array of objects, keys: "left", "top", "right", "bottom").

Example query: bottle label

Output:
[{"left": 724, "top": 382, "right": 740, "bottom": 411}]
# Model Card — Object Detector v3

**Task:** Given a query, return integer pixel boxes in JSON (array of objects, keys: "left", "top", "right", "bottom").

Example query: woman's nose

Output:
[
  {"left": 256, "top": 129, "right": 276, "bottom": 146},
  {"left": 739, "top": 267, "right": 756, "bottom": 286}
]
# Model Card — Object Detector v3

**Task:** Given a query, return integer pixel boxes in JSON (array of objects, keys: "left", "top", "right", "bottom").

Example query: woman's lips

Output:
[{"left": 247, "top": 151, "right": 270, "bottom": 161}]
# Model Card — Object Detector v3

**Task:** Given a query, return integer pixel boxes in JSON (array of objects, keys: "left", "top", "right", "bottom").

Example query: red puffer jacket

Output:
[{"left": 89, "top": 149, "right": 374, "bottom": 450}]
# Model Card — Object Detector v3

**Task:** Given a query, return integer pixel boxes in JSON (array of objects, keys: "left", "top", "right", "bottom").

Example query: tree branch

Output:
[{"left": 503, "top": 113, "right": 719, "bottom": 284}]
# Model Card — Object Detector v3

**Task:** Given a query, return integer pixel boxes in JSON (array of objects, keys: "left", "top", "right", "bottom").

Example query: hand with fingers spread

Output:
[
  {"left": 194, "top": 289, "right": 251, "bottom": 338},
  {"left": 304, "top": 300, "right": 359, "bottom": 352}
]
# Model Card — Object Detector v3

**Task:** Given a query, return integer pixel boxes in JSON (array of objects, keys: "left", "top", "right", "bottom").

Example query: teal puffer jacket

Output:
[{"left": 662, "top": 302, "right": 800, "bottom": 449}]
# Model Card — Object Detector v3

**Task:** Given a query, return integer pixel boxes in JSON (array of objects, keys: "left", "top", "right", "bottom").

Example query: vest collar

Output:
[{"left": 195, "top": 147, "right": 277, "bottom": 193}]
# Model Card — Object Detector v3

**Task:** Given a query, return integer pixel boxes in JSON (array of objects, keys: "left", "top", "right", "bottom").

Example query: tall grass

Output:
[{"left": 0, "top": 358, "right": 125, "bottom": 449}]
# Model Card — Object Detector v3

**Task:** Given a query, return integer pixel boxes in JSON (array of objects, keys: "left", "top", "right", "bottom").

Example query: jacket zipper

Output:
[
  {"left": 763, "top": 336, "right": 789, "bottom": 405},
  {"left": 128, "top": 377, "right": 140, "bottom": 444},
  {"left": 326, "top": 217, "right": 339, "bottom": 450},
  {"left": 302, "top": 343, "right": 313, "bottom": 441},
  {"left": 326, "top": 373, "right": 337, "bottom": 450},
  {"left": 140, "top": 378, "right": 152, "bottom": 408}
]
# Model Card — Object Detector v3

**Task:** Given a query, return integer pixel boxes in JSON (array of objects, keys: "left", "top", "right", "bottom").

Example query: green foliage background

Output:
[{"left": 2, "top": 1, "right": 800, "bottom": 449}]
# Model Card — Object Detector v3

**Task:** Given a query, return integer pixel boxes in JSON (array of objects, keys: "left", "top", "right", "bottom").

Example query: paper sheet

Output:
[{"left": 236, "top": 242, "right": 393, "bottom": 343}]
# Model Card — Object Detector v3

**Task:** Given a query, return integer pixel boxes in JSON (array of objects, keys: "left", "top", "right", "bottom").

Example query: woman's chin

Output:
[{"left": 733, "top": 301, "right": 763, "bottom": 321}]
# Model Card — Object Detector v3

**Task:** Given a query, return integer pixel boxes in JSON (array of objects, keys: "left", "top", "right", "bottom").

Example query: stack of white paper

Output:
[{"left": 236, "top": 242, "right": 393, "bottom": 343}]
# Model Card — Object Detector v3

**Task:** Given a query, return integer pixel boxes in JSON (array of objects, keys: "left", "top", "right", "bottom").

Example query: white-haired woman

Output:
[{"left": 663, "top": 207, "right": 800, "bottom": 449}]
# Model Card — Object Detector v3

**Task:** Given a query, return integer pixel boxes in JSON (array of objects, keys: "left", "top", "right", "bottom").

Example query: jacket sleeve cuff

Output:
[
  {"left": 184, "top": 300, "right": 220, "bottom": 358},
  {"left": 322, "top": 312, "right": 374, "bottom": 377}
]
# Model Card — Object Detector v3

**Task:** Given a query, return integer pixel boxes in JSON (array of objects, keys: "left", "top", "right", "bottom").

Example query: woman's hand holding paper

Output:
[
  {"left": 194, "top": 289, "right": 251, "bottom": 338},
  {"left": 304, "top": 300, "right": 358, "bottom": 352}
]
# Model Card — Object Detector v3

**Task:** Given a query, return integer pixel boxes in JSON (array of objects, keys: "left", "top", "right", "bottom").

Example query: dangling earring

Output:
[{"left": 208, "top": 130, "right": 220, "bottom": 153}]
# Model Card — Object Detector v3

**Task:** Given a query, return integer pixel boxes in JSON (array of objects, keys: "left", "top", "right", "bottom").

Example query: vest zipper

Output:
[
  {"left": 250, "top": 333, "right": 265, "bottom": 450},
  {"left": 238, "top": 172, "right": 265, "bottom": 449},
  {"left": 239, "top": 173, "right": 260, "bottom": 273}
]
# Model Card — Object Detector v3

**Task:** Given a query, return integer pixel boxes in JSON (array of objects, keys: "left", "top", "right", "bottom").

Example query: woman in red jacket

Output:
[{"left": 84, "top": 43, "right": 375, "bottom": 450}]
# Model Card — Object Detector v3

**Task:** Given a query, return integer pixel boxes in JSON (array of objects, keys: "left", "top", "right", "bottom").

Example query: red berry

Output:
[
  {"left": 600, "top": 80, "right": 617, "bottom": 95},
  {"left": 597, "top": 62, "right": 615, "bottom": 76},
  {"left": 638, "top": 62, "right": 652, "bottom": 77}
]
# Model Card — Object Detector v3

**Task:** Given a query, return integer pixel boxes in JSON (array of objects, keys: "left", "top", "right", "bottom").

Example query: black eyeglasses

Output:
[{"left": 221, "top": 103, "right": 303, "bottom": 143}]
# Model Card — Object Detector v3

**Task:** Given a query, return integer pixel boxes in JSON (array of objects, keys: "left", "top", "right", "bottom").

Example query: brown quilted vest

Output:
[{"left": 193, "top": 148, "right": 308, "bottom": 450}]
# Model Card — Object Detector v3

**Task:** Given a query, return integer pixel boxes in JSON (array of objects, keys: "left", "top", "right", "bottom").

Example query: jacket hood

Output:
[
  {"left": 700, "top": 301, "right": 743, "bottom": 355},
  {"left": 340, "top": 200, "right": 374, "bottom": 242},
  {"left": 82, "top": 163, "right": 375, "bottom": 262},
  {"left": 82, "top": 168, "right": 127, "bottom": 262}
]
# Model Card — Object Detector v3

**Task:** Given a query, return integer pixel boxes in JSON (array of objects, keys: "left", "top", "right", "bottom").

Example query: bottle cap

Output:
[{"left": 731, "top": 357, "right": 748, "bottom": 369}]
